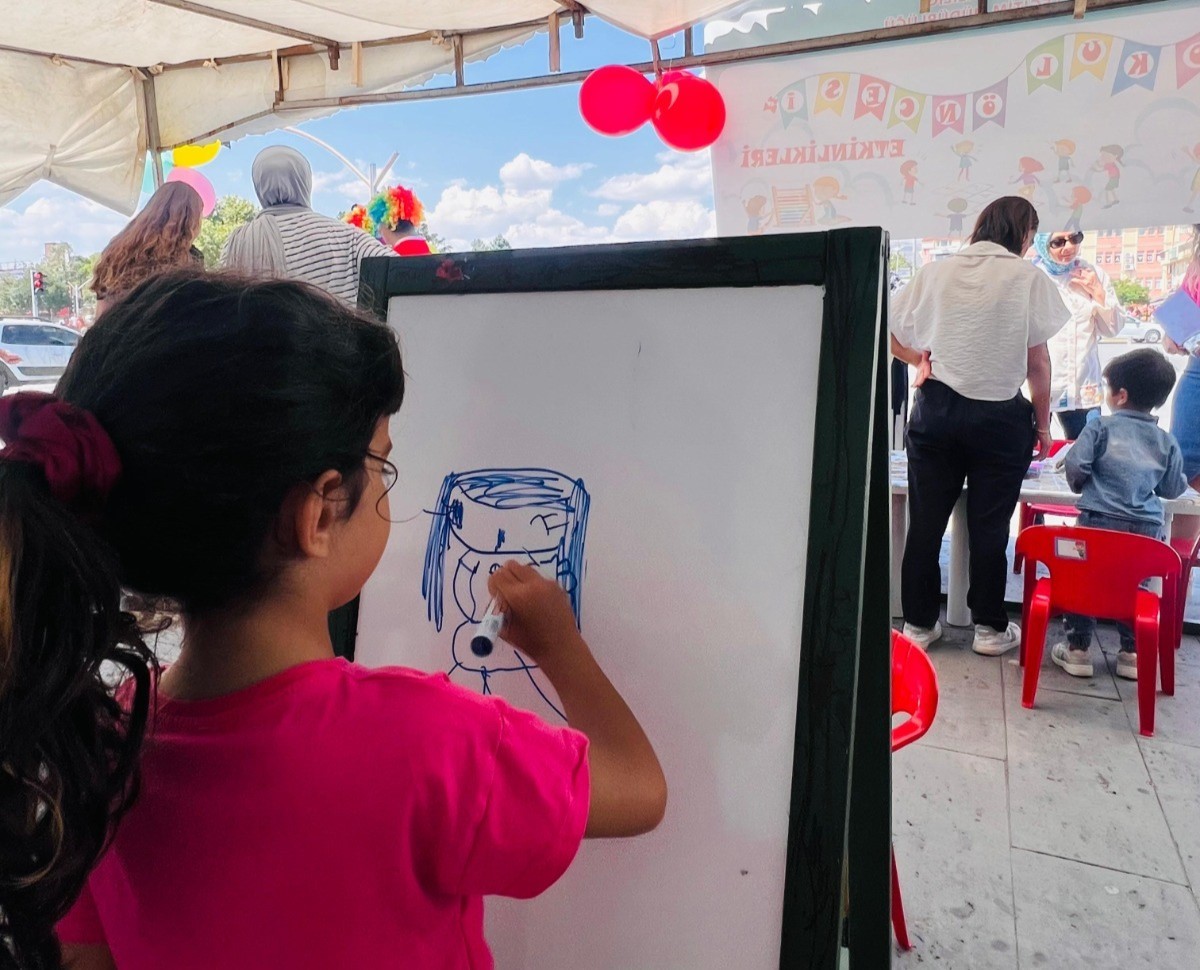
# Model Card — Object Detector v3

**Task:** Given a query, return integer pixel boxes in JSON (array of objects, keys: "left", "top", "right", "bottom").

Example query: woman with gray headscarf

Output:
[{"left": 223, "top": 146, "right": 393, "bottom": 304}]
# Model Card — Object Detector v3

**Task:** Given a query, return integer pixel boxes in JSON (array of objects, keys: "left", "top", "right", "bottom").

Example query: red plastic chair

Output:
[
  {"left": 1017, "top": 525, "right": 1182, "bottom": 737},
  {"left": 1013, "top": 440, "right": 1077, "bottom": 575},
  {"left": 891, "top": 630, "right": 940, "bottom": 950},
  {"left": 1168, "top": 530, "right": 1200, "bottom": 650}
]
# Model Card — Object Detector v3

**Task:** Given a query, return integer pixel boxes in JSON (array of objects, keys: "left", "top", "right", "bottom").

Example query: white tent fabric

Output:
[{"left": 0, "top": 1, "right": 742, "bottom": 214}]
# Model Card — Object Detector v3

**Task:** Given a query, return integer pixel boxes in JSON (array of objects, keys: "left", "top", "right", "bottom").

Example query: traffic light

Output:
[{"left": 32, "top": 271, "right": 44, "bottom": 293}]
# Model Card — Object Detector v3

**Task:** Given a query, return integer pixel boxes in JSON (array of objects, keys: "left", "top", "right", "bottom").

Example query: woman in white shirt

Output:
[
  {"left": 1031, "top": 231, "right": 1122, "bottom": 438},
  {"left": 891, "top": 196, "right": 1070, "bottom": 656}
]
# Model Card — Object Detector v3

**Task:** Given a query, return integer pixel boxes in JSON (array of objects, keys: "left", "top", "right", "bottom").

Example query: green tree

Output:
[
  {"left": 888, "top": 251, "right": 911, "bottom": 273},
  {"left": 420, "top": 224, "right": 448, "bottom": 254},
  {"left": 1112, "top": 278, "right": 1150, "bottom": 306},
  {"left": 471, "top": 235, "right": 512, "bottom": 252},
  {"left": 195, "top": 195, "right": 258, "bottom": 268},
  {"left": 0, "top": 246, "right": 100, "bottom": 320},
  {"left": 0, "top": 272, "right": 33, "bottom": 316}
]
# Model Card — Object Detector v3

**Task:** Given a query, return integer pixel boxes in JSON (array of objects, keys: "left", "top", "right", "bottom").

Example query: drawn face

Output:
[
  {"left": 423, "top": 468, "right": 589, "bottom": 720},
  {"left": 948, "top": 198, "right": 968, "bottom": 214}
]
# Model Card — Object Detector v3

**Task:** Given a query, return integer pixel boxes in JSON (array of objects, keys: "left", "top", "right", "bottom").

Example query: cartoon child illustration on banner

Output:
[
  {"left": 952, "top": 141, "right": 978, "bottom": 182},
  {"left": 1094, "top": 145, "right": 1124, "bottom": 208},
  {"left": 741, "top": 180, "right": 773, "bottom": 234},
  {"left": 1052, "top": 139, "right": 1076, "bottom": 183},
  {"left": 1012, "top": 157, "right": 1044, "bottom": 200},
  {"left": 940, "top": 198, "right": 971, "bottom": 240},
  {"left": 812, "top": 176, "right": 849, "bottom": 225},
  {"left": 899, "top": 161, "right": 921, "bottom": 205},
  {"left": 1063, "top": 186, "right": 1092, "bottom": 233}
]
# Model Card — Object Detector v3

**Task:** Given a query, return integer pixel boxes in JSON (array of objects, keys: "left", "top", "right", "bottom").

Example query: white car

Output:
[
  {"left": 0, "top": 319, "right": 80, "bottom": 392},
  {"left": 1113, "top": 317, "right": 1163, "bottom": 344}
]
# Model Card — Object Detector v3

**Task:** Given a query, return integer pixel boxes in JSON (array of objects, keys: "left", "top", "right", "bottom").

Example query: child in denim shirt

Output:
[{"left": 1054, "top": 348, "right": 1189, "bottom": 680}]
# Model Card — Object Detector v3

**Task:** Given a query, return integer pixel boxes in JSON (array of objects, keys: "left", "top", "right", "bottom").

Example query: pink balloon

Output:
[
  {"left": 579, "top": 65, "right": 655, "bottom": 137},
  {"left": 652, "top": 72, "right": 727, "bottom": 152},
  {"left": 166, "top": 166, "right": 216, "bottom": 216}
]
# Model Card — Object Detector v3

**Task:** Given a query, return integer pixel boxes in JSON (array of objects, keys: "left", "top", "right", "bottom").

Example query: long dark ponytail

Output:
[{"left": 0, "top": 271, "right": 404, "bottom": 967}]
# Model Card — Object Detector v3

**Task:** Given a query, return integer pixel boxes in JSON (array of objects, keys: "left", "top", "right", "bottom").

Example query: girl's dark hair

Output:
[
  {"left": 969, "top": 196, "right": 1040, "bottom": 256},
  {"left": 0, "top": 271, "right": 404, "bottom": 968}
]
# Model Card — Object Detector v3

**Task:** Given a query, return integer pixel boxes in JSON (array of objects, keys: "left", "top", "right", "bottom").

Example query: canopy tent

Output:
[{"left": 0, "top": 1, "right": 743, "bottom": 214}]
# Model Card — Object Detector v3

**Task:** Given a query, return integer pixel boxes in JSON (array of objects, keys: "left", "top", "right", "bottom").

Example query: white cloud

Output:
[
  {"left": 612, "top": 200, "right": 716, "bottom": 242},
  {"left": 0, "top": 187, "right": 127, "bottom": 263},
  {"left": 499, "top": 153, "right": 590, "bottom": 191},
  {"left": 424, "top": 154, "right": 714, "bottom": 252},
  {"left": 593, "top": 151, "right": 712, "bottom": 202},
  {"left": 310, "top": 169, "right": 369, "bottom": 204}
]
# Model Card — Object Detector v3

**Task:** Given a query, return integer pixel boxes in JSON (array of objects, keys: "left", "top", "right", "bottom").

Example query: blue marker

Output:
[{"left": 471, "top": 599, "right": 504, "bottom": 657}]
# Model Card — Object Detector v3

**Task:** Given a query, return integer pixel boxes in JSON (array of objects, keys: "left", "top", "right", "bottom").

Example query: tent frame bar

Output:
[
  {"left": 262, "top": 0, "right": 1162, "bottom": 116},
  {"left": 145, "top": 0, "right": 343, "bottom": 69}
]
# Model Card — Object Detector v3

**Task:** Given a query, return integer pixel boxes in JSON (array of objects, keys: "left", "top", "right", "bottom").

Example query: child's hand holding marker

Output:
[
  {"left": 485, "top": 561, "right": 668, "bottom": 838},
  {"left": 484, "top": 561, "right": 584, "bottom": 664}
]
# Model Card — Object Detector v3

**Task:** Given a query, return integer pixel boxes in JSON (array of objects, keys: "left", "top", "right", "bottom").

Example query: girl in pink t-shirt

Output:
[{"left": 0, "top": 272, "right": 665, "bottom": 970}]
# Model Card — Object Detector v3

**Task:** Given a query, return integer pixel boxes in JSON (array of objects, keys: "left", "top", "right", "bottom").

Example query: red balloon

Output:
[
  {"left": 652, "top": 72, "right": 727, "bottom": 152},
  {"left": 579, "top": 66, "right": 655, "bottom": 136}
]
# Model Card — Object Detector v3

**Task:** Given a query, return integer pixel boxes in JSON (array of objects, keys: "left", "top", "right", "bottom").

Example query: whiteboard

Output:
[{"left": 356, "top": 283, "right": 824, "bottom": 969}]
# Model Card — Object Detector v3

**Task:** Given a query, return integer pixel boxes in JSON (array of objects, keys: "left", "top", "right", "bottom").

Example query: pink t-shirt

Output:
[{"left": 57, "top": 658, "right": 589, "bottom": 969}]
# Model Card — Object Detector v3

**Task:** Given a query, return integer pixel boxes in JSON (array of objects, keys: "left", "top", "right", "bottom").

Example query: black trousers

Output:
[
  {"left": 1055, "top": 407, "right": 1097, "bottom": 440},
  {"left": 902, "top": 380, "right": 1036, "bottom": 631}
]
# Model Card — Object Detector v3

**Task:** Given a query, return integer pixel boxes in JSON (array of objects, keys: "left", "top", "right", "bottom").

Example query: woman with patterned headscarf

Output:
[{"left": 1032, "top": 229, "right": 1122, "bottom": 438}]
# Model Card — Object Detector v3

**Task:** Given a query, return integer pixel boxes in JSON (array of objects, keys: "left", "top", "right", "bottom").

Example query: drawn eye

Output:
[{"left": 489, "top": 563, "right": 500, "bottom": 575}]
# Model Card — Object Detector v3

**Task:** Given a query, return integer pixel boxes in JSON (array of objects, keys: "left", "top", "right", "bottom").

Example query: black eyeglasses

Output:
[{"left": 1049, "top": 231, "right": 1084, "bottom": 249}]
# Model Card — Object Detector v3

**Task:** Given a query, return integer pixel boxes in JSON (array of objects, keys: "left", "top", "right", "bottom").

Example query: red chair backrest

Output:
[
  {"left": 1015, "top": 525, "right": 1182, "bottom": 622},
  {"left": 1047, "top": 439, "right": 1073, "bottom": 457},
  {"left": 892, "top": 631, "right": 939, "bottom": 753}
]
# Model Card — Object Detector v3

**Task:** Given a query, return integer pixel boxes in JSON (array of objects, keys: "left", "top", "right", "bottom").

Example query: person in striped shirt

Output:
[{"left": 223, "top": 146, "right": 394, "bottom": 304}]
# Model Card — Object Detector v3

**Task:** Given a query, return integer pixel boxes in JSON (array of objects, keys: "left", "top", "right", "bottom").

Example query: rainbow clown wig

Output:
[
  {"left": 342, "top": 204, "right": 374, "bottom": 235},
  {"left": 367, "top": 185, "right": 425, "bottom": 235}
]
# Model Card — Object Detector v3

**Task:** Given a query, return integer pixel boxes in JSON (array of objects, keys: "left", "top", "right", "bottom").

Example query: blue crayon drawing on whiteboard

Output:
[{"left": 422, "top": 468, "right": 590, "bottom": 720}]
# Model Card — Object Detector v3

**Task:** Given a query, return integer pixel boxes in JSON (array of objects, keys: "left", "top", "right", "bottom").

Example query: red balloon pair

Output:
[{"left": 578, "top": 65, "right": 726, "bottom": 152}]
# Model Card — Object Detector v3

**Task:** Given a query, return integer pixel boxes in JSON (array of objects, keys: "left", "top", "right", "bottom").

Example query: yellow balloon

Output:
[{"left": 172, "top": 141, "right": 221, "bottom": 168}]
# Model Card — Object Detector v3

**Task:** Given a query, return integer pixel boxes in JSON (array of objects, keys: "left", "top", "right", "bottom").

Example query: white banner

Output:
[{"left": 710, "top": 1, "right": 1200, "bottom": 239}]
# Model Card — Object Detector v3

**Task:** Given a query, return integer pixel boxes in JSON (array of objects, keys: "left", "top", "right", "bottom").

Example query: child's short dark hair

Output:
[{"left": 1103, "top": 348, "right": 1177, "bottom": 410}]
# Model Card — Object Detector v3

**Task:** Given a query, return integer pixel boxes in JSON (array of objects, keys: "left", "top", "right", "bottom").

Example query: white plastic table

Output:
[{"left": 890, "top": 453, "right": 1200, "bottom": 626}]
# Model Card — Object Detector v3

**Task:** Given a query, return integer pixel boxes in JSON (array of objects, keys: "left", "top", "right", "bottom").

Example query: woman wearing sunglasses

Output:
[{"left": 1032, "top": 229, "right": 1123, "bottom": 438}]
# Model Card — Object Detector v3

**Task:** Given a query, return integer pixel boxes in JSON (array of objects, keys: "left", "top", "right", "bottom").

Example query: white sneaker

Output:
[
  {"left": 1051, "top": 642, "right": 1094, "bottom": 678},
  {"left": 902, "top": 621, "right": 943, "bottom": 648},
  {"left": 1115, "top": 652, "right": 1138, "bottom": 681},
  {"left": 972, "top": 622, "right": 1021, "bottom": 656}
]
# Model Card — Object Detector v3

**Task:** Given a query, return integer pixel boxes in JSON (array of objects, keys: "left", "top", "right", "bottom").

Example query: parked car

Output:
[
  {"left": 0, "top": 319, "right": 81, "bottom": 391},
  {"left": 1113, "top": 316, "right": 1163, "bottom": 344}
]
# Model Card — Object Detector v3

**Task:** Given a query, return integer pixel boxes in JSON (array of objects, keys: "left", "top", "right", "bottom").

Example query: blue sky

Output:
[{"left": 0, "top": 19, "right": 720, "bottom": 263}]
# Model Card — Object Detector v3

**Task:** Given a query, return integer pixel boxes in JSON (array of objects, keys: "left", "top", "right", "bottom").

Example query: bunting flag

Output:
[
  {"left": 1026, "top": 36, "right": 1065, "bottom": 92},
  {"left": 777, "top": 82, "right": 809, "bottom": 127},
  {"left": 931, "top": 94, "right": 967, "bottom": 137},
  {"left": 854, "top": 75, "right": 891, "bottom": 121},
  {"left": 1178, "top": 31, "right": 1200, "bottom": 88},
  {"left": 972, "top": 77, "right": 1008, "bottom": 129},
  {"left": 1112, "top": 40, "right": 1162, "bottom": 94},
  {"left": 1070, "top": 33, "right": 1113, "bottom": 80},
  {"left": 814, "top": 73, "right": 851, "bottom": 115},
  {"left": 888, "top": 87, "right": 926, "bottom": 132}
]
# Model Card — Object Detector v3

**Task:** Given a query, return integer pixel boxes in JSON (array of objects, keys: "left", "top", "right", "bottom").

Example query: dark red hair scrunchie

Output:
[{"left": 0, "top": 391, "right": 122, "bottom": 514}]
